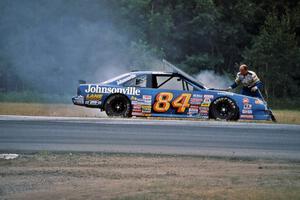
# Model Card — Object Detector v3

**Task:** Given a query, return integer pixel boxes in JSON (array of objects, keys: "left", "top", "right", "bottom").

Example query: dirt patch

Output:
[
  {"left": 0, "top": 102, "right": 105, "bottom": 117},
  {"left": 0, "top": 153, "right": 299, "bottom": 200}
]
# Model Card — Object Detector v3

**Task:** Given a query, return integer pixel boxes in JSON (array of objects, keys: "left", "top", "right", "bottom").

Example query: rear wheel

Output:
[
  {"left": 104, "top": 94, "right": 131, "bottom": 117},
  {"left": 210, "top": 97, "right": 239, "bottom": 121}
]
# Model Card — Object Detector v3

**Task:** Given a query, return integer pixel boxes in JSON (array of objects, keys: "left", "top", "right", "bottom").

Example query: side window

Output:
[
  {"left": 156, "top": 76, "right": 183, "bottom": 90},
  {"left": 124, "top": 75, "right": 147, "bottom": 87}
]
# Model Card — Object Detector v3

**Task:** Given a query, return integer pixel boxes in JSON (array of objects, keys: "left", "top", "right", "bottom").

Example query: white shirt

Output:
[{"left": 235, "top": 70, "right": 260, "bottom": 87}]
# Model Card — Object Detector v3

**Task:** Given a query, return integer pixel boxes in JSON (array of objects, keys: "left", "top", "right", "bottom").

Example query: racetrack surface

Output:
[{"left": 0, "top": 115, "right": 300, "bottom": 160}]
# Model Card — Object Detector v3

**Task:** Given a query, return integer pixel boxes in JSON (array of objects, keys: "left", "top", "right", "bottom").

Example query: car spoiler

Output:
[{"left": 78, "top": 80, "right": 86, "bottom": 84}]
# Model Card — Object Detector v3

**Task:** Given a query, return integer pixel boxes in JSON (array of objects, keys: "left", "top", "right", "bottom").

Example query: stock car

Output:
[{"left": 72, "top": 69, "right": 274, "bottom": 121}]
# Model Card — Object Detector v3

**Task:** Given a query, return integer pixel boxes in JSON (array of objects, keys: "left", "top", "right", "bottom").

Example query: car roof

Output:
[
  {"left": 130, "top": 71, "right": 174, "bottom": 75},
  {"left": 129, "top": 70, "right": 207, "bottom": 89}
]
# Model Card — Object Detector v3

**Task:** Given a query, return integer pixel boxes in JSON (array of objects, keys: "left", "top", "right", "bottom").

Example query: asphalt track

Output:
[{"left": 0, "top": 115, "right": 300, "bottom": 160}]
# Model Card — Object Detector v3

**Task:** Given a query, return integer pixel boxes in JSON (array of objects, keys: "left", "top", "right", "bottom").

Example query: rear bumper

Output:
[{"left": 72, "top": 95, "right": 84, "bottom": 105}]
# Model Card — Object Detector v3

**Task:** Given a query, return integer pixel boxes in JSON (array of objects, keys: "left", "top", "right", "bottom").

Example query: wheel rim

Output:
[
  {"left": 111, "top": 100, "right": 127, "bottom": 114},
  {"left": 215, "top": 101, "right": 234, "bottom": 119}
]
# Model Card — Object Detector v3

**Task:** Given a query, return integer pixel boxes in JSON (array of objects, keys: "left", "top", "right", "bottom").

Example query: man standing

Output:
[{"left": 228, "top": 64, "right": 264, "bottom": 99}]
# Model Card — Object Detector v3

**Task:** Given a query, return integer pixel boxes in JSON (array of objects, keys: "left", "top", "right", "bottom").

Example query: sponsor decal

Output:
[
  {"left": 242, "top": 109, "right": 253, "bottom": 114},
  {"left": 243, "top": 104, "right": 252, "bottom": 110},
  {"left": 201, "top": 98, "right": 211, "bottom": 107},
  {"left": 141, "top": 105, "right": 151, "bottom": 109},
  {"left": 131, "top": 96, "right": 137, "bottom": 100},
  {"left": 142, "top": 95, "right": 152, "bottom": 104},
  {"left": 201, "top": 103, "right": 210, "bottom": 107},
  {"left": 138, "top": 99, "right": 151, "bottom": 105},
  {"left": 188, "top": 106, "right": 199, "bottom": 115},
  {"left": 199, "top": 107, "right": 209, "bottom": 112},
  {"left": 199, "top": 110, "right": 208, "bottom": 114},
  {"left": 243, "top": 98, "right": 249, "bottom": 104},
  {"left": 188, "top": 108, "right": 198, "bottom": 112},
  {"left": 199, "top": 106, "right": 209, "bottom": 110},
  {"left": 116, "top": 74, "right": 136, "bottom": 85},
  {"left": 190, "top": 98, "right": 203, "bottom": 105},
  {"left": 193, "top": 94, "right": 203, "bottom": 98},
  {"left": 188, "top": 111, "right": 198, "bottom": 115},
  {"left": 240, "top": 114, "right": 254, "bottom": 119},
  {"left": 131, "top": 101, "right": 138, "bottom": 105},
  {"left": 85, "top": 85, "right": 141, "bottom": 96},
  {"left": 85, "top": 100, "right": 101, "bottom": 105},
  {"left": 143, "top": 95, "right": 152, "bottom": 100},
  {"left": 199, "top": 106, "right": 209, "bottom": 114},
  {"left": 204, "top": 94, "right": 214, "bottom": 99},
  {"left": 188, "top": 105, "right": 199, "bottom": 113},
  {"left": 217, "top": 92, "right": 234, "bottom": 96},
  {"left": 133, "top": 104, "right": 141, "bottom": 109},
  {"left": 143, "top": 101, "right": 152, "bottom": 105},
  {"left": 132, "top": 103, "right": 142, "bottom": 112},
  {"left": 132, "top": 112, "right": 143, "bottom": 116},
  {"left": 86, "top": 94, "right": 103, "bottom": 101},
  {"left": 199, "top": 115, "right": 209, "bottom": 119},
  {"left": 133, "top": 109, "right": 142, "bottom": 112},
  {"left": 203, "top": 98, "right": 211, "bottom": 103},
  {"left": 255, "top": 99, "right": 264, "bottom": 104},
  {"left": 142, "top": 105, "right": 151, "bottom": 113}
]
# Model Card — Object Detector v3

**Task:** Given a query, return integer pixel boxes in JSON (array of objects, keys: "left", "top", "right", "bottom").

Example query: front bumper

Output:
[{"left": 72, "top": 95, "right": 84, "bottom": 105}]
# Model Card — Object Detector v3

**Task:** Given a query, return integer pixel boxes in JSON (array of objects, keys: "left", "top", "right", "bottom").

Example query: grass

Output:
[
  {"left": 0, "top": 102, "right": 104, "bottom": 117},
  {"left": 271, "top": 110, "right": 300, "bottom": 124},
  {"left": 0, "top": 102, "right": 300, "bottom": 124}
]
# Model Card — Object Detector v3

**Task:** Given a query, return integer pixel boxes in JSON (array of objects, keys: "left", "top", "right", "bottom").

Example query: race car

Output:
[{"left": 72, "top": 63, "right": 274, "bottom": 121}]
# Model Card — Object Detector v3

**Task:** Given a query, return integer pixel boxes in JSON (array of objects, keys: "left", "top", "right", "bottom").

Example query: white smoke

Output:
[
  {"left": 0, "top": 0, "right": 159, "bottom": 96},
  {"left": 196, "top": 70, "right": 232, "bottom": 89}
]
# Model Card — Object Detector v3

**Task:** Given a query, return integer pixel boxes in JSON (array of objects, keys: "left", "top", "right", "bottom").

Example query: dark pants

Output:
[{"left": 241, "top": 81, "right": 264, "bottom": 99}]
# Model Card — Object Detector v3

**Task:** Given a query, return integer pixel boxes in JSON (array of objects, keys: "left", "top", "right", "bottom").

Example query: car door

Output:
[{"left": 151, "top": 74, "right": 203, "bottom": 117}]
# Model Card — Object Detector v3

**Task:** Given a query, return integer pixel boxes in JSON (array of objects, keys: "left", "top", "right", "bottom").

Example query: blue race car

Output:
[{"left": 72, "top": 65, "right": 274, "bottom": 121}]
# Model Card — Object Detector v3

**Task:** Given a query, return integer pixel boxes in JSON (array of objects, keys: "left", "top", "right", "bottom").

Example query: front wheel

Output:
[
  {"left": 209, "top": 97, "right": 239, "bottom": 121},
  {"left": 104, "top": 94, "right": 131, "bottom": 117}
]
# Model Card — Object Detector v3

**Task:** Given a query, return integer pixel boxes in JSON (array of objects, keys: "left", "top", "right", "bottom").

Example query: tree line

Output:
[
  {"left": 112, "top": 0, "right": 300, "bottom": 99},
  {"left": 1, "top": 0, "right": 299, "bottom": 100}
]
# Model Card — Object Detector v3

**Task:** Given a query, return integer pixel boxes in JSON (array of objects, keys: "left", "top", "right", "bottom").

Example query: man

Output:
[{"left": 228, "top": 64, "right": 264, "bottom": 99}]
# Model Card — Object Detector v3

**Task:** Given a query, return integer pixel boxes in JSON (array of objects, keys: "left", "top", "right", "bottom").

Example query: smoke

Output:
[
  {"left": 0, "top": 0, "right": 233, "bottom": 100},
  {"left": 0, "top": 0, "right": 157, "bottom": 96},
  {"left": 196, "top": 70, "right": 232, "bottom": 89}
]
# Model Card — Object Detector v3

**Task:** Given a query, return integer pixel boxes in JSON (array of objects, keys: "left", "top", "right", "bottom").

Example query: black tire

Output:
[
  {"left": 104, "top": 94, "right": 131, "bottom": 117},
  {"left": 210, "top": 97, "right": 239, "bottom": 121}
]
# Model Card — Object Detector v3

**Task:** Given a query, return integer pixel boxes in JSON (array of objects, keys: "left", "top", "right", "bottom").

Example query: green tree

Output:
[{"left": 243, "top": 11, "right": 300, "bottom": 98}]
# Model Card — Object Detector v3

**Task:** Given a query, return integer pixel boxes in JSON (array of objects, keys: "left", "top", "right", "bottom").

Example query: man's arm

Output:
[{"left": 228, "top": 74, "right": 240, "bottom": 89}]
